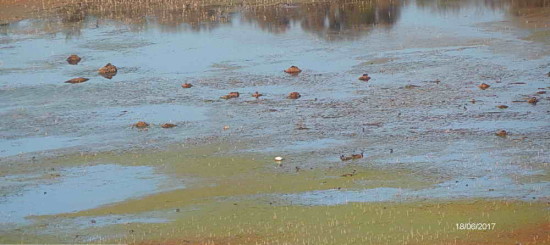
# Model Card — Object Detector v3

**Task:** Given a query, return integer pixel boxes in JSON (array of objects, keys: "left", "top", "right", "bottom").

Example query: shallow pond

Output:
[{"left": 0, "top": 0, "right": 549, "bottom": 244}]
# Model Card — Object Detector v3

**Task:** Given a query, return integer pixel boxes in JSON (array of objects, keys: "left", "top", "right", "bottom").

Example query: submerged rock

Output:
[
  {"left": 133, "top": 121, "right": 149, "bottom": 129},
  {"left": 160, "top": 123, "right": 176, "bottom": 128},
  {"left": 478, "top": 83, "right": 490, "bottom": 90},
  {"left": 65, "top": 77, "right": 89, "bottom": 84},
  {"left": 221, "top": 92, "right": 240, "bottom": 99},
  {"left": 358, "top": 74, "right": 371, "bottom": 81},
  {"left": 288, "top": 92, "right": 301, "bottom": 99},
  {"left": 66, "top": 54, "right": 81, "bottom": 65},
  {"left": 181, "top": 83, "right": 193, "bottom": 88},
  {"left": 404, "top": 84, "right": 420, "bottom": 89},
  {"left": 98, "top": 63, "right": 118, "bottom": 78},
  {"left": 284, "top": 66, "right": 302, "bottom": 74},
  {"left": 495, "top": 130, "right": 507, "bottom": 137}
]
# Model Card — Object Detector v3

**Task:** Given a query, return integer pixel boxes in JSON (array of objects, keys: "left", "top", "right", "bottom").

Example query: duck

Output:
[
  {"left": 340, "top": 155, "right": 353, "bottom": 161},
  {"left": 66, "top": 54, "right": 81, "bottom": 65},
  {"left": 495, "top": 130, "right": 507, "bottom": 137},
  {"left": 351, "top": 152, "right": 364, "bottom": 159},
  {"left": 527, "top": 97, "right": 538, "bottom": 104},
  {"left": 288, "top": 92, "right": 301, "bottom": 99},
  {"left": 478, "top": 83, "right": 490, "bottom": 90},
  {"left": 252, "top": 91, "right": 263, "bottom": 98},
  {"left": 358, "top": 74, "right": 371, "bottom": 81},
  {"left": 65, "top": 77, "right": 89, "bottom": 84},
  {"left": 340, "top": 152, "right": 364, "bottom": 161},
  {"left": 133, "top": 121, "right": 149, "bottom": 129},
  {"left": 160, "top": 123, "right": 176, "bottom": 128},
  {"left": 181, "top": 83, "right": 193, "bottom": 88},
  {"left": 284, "top": 66, "right": 302, "bottom": 74}
]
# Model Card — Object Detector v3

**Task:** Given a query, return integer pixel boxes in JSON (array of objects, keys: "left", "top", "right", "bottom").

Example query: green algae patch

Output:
[
  {"left": 45, "top": 147, "right": 429, "bottom": 217},
  {"left": 52, "top": 200, "right": 549, "bottom": 245}
]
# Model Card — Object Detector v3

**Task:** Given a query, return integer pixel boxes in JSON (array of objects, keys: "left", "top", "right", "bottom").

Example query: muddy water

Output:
[{"left": 0, "top": 0, "right": 549, "bottom": 243}]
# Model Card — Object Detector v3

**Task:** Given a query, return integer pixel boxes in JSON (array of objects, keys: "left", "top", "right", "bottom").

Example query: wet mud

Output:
[{"left": 0, "top": 0, "right": 549, "bottom": 244}]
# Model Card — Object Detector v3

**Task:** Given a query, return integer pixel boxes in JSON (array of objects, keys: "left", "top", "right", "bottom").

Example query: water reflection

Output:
[
  {"left": 242, "top": 0, "right": 401, "bottom": 41},
  {"left": 0, "top": 0, "right": 548, "bottom": 40}
]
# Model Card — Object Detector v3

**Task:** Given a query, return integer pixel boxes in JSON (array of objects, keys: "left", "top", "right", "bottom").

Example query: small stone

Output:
[
  {"left": 221, "top": 92, "right": 240, "bottom": 99},
  {"left": 98, "top": 63, "right": 118, "bottom": 78},
  {"left": 496, "top": 105, "right": 508, "bottom": 109},
  {"left": 66, "top": 54, "right": 81, "bottom": 65},
  {"left": 274, "top": 156, "right": 284, "bottom": 161},
  {"left": 90, "top": 219, "right": 96, "bottom": 224},
  {"left": 284, "top": 66, "right": 302, "bottom": 74},
  {"left": 133, "top": 121, "right": 149, "bottom": 129},
  {"left": 478, "top": 83, "right": 490, "bottom": 90},
  {"left": 495, "top": 130, "right": 507, "bottom": 137},
  {"left": 288, "top": 92, "right": 301, "bottom": 99},
  {"left": 181, "top": 83, "right": 192, "bottom": 88},
  {"left": 160, "top": 123, "right": 176, "bottom": 128},
  {"left": 65, "top": 77, "right": 89, "bottom": 84},
  {"left": 358, "top": 74, "right": 371, "bottom": 81}
]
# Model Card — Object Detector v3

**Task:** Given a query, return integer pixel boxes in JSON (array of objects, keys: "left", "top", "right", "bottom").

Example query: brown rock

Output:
[
  {"left": 160, "top": 123, "right": 176, "bottom": 128},
  {"left": 284, "top": 66, "right": 302, "bottom": 74},
  {"left": 66, "top": 54, "right": 81, "bottom": 65},
  {"left": 496, "top": 105, "right": 508, "bottom": 109},
  {"left": 98, "top": 63, "right": 118, "bottom": 78},
  {"left": 358, "top": 74, "right": 371, "bottom": 81},
  {"left": 182, "top": 83, "right": 193, "bottom": 88},
  {"left": 65, "top": 77, "right": 89, "bottom": 84},
  {"left": 495, "top": 130, "right": 507, "bottom": 137},
  {"left": 478, "top": 83, "right": 490, "bottom": 90},
  {"left": 133, "top": 121, "right": 149, "bottom": 129},
  {"left": 288, "top": 92, "right": 301, "bottom": 99},
  {"left": 404, "top": 84, "right": 420, "bottom": 89},
  {"left": 221, "top": 92, "right": 240, "bottom": 99}
]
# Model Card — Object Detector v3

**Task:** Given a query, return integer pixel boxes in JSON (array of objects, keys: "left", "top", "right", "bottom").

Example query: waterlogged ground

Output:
[{"left": 0, "top": 0, "right": 549, "bottom": 244}]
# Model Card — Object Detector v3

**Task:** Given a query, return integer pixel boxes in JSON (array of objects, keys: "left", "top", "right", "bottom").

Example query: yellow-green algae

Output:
[
  {"left": 28, "top": 143, "right": 430, "bottom": 217},
  {"left": 3, "top": 144, "right": 548, "bottom": 244},
  {"left": 123, "top": 200, "right": 550, "bottom": 245},
  {"left": 13, "top": 200, "right": 550, "bottom": 245}
]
